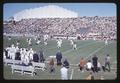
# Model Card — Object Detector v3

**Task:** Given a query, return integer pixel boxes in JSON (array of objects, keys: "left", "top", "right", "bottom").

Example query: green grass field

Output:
[{"left": 3, "top": 36, "right": 117, "bottom": 80}]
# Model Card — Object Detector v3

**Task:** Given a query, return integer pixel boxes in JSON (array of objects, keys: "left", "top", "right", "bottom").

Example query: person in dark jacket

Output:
[
  {"left": 92, "top": 55, "right": 98, "bottom": 73},
  {"left": 15, "top": 51, "right": 21, "bottom": 60},
  {"left": 63, "top": 59, "right": 69, "bottom": 68},
  {"left": 39, "top": 50, "right": 45, "bottom": 63},
  {"left": 33, "top": 52, "right": 39, "bottom": 62},
  {"left": 56, "top": 51, "right": 62, "bottom": 66},
  {"left": 4, "top": 49, "right": 9, "bottom": 59}
]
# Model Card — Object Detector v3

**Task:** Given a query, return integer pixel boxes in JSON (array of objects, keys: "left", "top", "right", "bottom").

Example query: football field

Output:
[{"left": 3, "top": 36, "right": 117, "bottom": 80}]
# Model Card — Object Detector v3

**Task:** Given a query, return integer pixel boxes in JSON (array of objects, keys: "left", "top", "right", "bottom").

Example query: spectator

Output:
[
  {"left": 33, "top": 52, "right": 39, "bottom": 62},
  {"left": 78, "top": 57, "right": 86, "bottom": 72},
  {"left": 60, "top": 65, "right": 68, "bottom": 80},
  {"left": 49, "top": 58, "right": 55, "bottom": 73},
  {"left": 86, "top": 72, "right": 94, "bottom": 80},
  {"left": 92, "top": 55, "right": 98, "bottom": 73},
  {"left": 39, "top": 50, "right": 45, "bottom": 63},
  {"left": 104, "top": 54, "right": 111, "bottom": 72},
  {"left": 3, "top": 16, "right": 116, "bottom": 41},
  {"left": 86, "top": 60, "right": 93, "bottom": 71},
  {"left": 63, "top": 59, "right": 69, "bottom": 68}
]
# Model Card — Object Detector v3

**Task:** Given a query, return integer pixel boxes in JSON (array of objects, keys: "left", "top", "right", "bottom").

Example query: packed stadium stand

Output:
[{"left": 4, "top": 16, "right": 116, "bottom": 40}]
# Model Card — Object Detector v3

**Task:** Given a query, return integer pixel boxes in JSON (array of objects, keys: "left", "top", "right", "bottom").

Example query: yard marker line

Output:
[
  {"left": 70, "top": 69, "right": 74, "bottom": 80},
  {"left": 69, "top": 45, "right": 105, "bottom": 66},
  {"left": 85, "top": 41, "right": 113, "bottom": 60},
  {"left": 63, "top": 41, "right": 99, "bottom": 54},
  {"left": 69, "top": 42, "right": 114, "bottom": 66},
  {"left": 46, "top": 41, "right": 98, "bottom": 60},
  {"left": 84, "top": 45, "right": 105, "bottom": 60}
]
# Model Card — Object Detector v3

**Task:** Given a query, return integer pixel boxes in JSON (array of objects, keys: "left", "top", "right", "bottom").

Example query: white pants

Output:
[
  {"left": 57, "top": 43, "right": 61, "bottom": 48},
  {"left": 73, "top": 44, "right": 77, "bottom": 49},
  {"left": 29, "top": 54, "right": 33, "bottom": 60},
  {"left": 44, "top": 42, "right": 47, "bottom": 45},
  {"left": 10, "top": 52, "right": 15, "bottom": 60},
  {"left": 8, "top": 51, "right": 10, "bottom": 58},
  {"left": 61, "top": 75, "right": 68, "bottom": 80}
]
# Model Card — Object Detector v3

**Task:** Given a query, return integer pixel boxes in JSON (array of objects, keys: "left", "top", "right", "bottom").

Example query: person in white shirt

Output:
[
  {"left": 3, "top": 51, "right": 6, "bottom": 59},
  {"left": 20, "top": 48, "right": 26, "bottom": 62},
  {"left": 73, "top": 42, "right": 77, "bottom": 50},
  {"left": 60, "top": 65, "right": 68, "bottom": 80},
  {"left": 15, "top": 46, "right": 19, "bottom": 52},
  {"left": 86, "top": 60, "right": 93, "bottom": 71},
  {"left": 28, "top": 38, "right": 32, "bottom": 46},
  {"left": 22, "top": 49, "right": 30, "bottom": 66},
  {"left": 57, "top": 39, "right": 62, "bottom": 48},
  {"left": 70, "top": 39, "right": 74, "bottom": 46},
  {"left": 29, "top": 48, "right": 34, "bottom": 61},
  {"left": 105, "top": 39, "right": 108, "bottom": 46},
  {"left": 36, "top": 39, "right": 41, "bottom": 45},
  {"left": 97, "top": 61, "right": 101, "bottom": 71},
  {"left": 9, "top": 44, "right": 16, "bottom": 60},
  {"left": 44, "top": 34, "right": 48, "bottom": 45}
]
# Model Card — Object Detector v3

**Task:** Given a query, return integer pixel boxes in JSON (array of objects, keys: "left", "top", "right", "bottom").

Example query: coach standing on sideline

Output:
[
  {"left": 104, "top": 54, "right": 111, "bottom": 72},
  {"left": 92, "top": 55, "right": 98, "bottom": 73},
  {"left": 33, "top": 52, "right": 39, "bottom": 62},
  {"left": 56, "top": 51, "right": 62, "bottom": 66},
  {"left": 39, "top": 50, "right": 45, "bottom": 63}
]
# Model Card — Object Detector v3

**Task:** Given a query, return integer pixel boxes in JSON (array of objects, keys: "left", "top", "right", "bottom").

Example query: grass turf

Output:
[{"left": 3, "top": 36, "right": 117, "bottom": 80}]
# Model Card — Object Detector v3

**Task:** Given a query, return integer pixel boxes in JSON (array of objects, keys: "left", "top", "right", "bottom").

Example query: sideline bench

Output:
[
  {"left": 11, "top": 65, "right": 35, "bottom": 76},
  {"left": 31, "top": 62, "right": 46, "bottom": 71},
  {"left": 4, "top": 59, "right": 22, "bottom": 66}
]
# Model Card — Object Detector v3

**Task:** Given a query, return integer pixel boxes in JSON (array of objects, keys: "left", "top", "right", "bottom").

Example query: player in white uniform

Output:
[
  {"left": 20, "top": 48, "right": 26, "bottom": 62},
  {"left": 16, "top": 40, "right": 20, "bottom": 46},
  {"left": 9, "top": 44, "right": 16, "bottom": 60},
  {"left": 28, "top": 48, "right": 34, "bottom": 61},
  {"left": 36, "top": 39, "right": 41, "bottom": 45},
  {"left": 22, "top": 50, "right": 30, "bottom": 66},
  {"left": 28, "top": 38, "right": 32, "bottom": 46},
  {"left": 57, "top": 39, "right": 62, "bottom": 48},
  {"left": 15, "top": 46, "right": 19, "bottom": 52},
  {"left": 73, "top": 42, "right": 77, "bottom": 50},
  {"left": 105, "top": 39, "right": 108, "bottom": 45},
  {"left": 3, "top": 50, "right": 6, "bottom": 59},
  {"left": 8, "top": 36, "right": 11, "bottom": 40},
  {"left": 70, "top": 39, "right": 74, "bottom": 46},
  {"left": 44, "top": 35, "right": 48, "bottom": 45}
]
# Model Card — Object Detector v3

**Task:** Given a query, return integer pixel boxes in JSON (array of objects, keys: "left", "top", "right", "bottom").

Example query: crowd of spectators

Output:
[{"left": 4, "top": 16, "right": 116, "bottom": 40}]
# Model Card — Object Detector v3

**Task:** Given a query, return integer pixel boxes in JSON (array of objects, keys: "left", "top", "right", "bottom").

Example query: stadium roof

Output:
[{"left": 13, "top": 5, "right": 78, "bottom": 21}]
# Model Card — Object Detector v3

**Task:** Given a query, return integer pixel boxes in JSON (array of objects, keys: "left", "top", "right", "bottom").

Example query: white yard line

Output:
[
  {"left": 70, "top": 42, "right": 113, "bottom": 66},
  {"left": 70, "top": 69, "right": 74, "bottom": 80},
  {"left": 46, "top": 41, "right": 98, "bottom": 60},
  {"left": 69, "top": 45, "right": 105, "bottom": 66},
  {"left": 84, "top": 45, "right": 105, "bottom": 60},
  {"left": 63, "top": 41, "right": 98, "bottom": 54}
]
